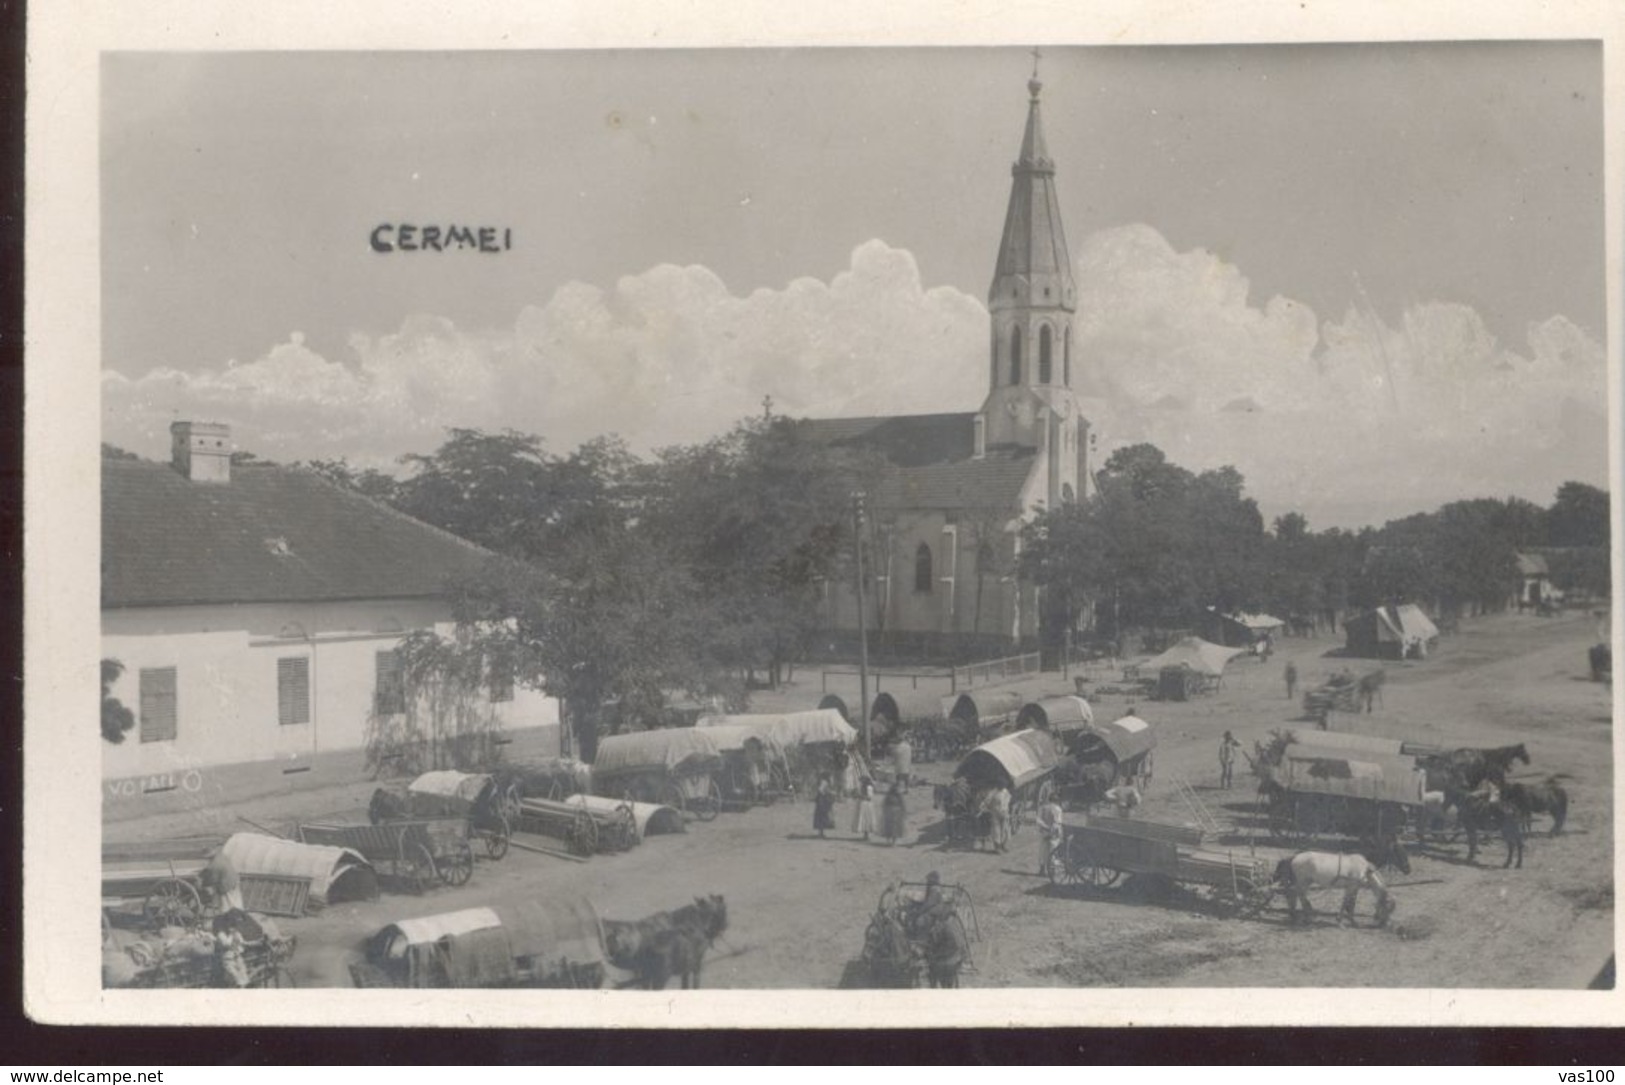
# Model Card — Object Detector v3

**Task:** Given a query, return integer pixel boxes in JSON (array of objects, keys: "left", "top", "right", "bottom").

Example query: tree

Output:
[
  {"left": 101, "top": 659, "right": 135, "bottom": 743},
  {"left": 1547, "top": 481, "right": 1610, "bottom": 548},
  {"left": 393, "top": 429, "right": 555, "bottom": 558},
  {"left": 102, "top": 443, "right": 142, "bottom": 461},
  {"left": 300, "top": 457, "right": 401, "bottom": 503}
]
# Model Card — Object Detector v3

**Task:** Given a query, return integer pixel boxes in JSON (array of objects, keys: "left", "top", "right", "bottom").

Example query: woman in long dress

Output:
[
  {"left": 812, "top": 778, "right": 837, "bottom": 838},
  {"left": 852, "top": 775, "right": 877, "bottom": 841}
]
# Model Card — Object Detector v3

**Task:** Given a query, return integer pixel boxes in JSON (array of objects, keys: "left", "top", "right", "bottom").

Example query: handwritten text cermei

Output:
[{"left": 370, "top": 223, "right": 512, "bottom": 253}]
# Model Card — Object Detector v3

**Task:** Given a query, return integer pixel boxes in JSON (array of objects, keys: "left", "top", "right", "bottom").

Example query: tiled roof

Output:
[
  {"left": 103, "top": 460, "right": 494, "bottom": 608},
  {"left": 798, "top": 412, "right": 1036, "bottom": 512},
  {"left": 796, "top": 413, "right": 977, "bottom": 467}
]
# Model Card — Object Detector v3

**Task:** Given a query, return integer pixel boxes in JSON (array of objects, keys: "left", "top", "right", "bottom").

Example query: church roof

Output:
[
  {"left": 990, "top": 77, "right": 1075, "bottom": 300},
  {"left": 797, "top": 413, "right": 1036, "bottom": 512},
  {"left": 103, "top": 459, "right": 494, "bottom": 608}
]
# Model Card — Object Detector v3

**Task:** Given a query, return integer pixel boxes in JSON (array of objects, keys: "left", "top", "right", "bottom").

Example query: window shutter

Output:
[
  {"left": 139, "top": 667, "right": 178, "bottom": 743},
  {"left": 375, "top": 650, "right": 405, "bottom": 716},
  {"left": 278, "top": 657, "right": 311, "bottom": 726}
]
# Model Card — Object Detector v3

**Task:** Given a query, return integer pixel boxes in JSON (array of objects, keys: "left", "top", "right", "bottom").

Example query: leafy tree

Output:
[
  {"left": 101, "top": 659, "right": 135, "bottom": 743},
  {"left": 300, "top": 457, "right": 402, "bottom": 503},
  {"left": 393, "top": 429, "right": 555, "bottom": 558},
  {"left": 101, "top": 443, "right": 142, "bottom": 461},
  {"left": 1547, "top": 481, "right": 1610, "bottom": 547}
]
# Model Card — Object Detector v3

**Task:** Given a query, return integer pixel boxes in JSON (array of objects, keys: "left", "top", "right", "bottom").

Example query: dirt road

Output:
[{"left": 106, "top": 611, "right": 1614, "bottom": 988}]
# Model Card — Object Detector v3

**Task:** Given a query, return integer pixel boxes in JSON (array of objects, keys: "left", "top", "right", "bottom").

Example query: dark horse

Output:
[
  {"left": 604, "top": 895, "right": 728, "bottom": 990},
  {"left": 1418, "top": 744, "right": 1530, "bottom": 863},
  {"left": 1501, "top": 776, "right": 1570, "bottom": 836},
  {"left": 1273, "top": 835, "right": 1410, "bottom": 928}
]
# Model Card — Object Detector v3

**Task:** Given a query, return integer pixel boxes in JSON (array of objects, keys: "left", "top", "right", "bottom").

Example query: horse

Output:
[
  {"left": 603, "top": 895, "right": 727, "bottom": 975},
  {"left": 1501, "top": 777, "right": 1569, "bottom": 836},
  {"left": 629, "top": 895, "right": 729, "bottom": 990},
  {"left": 932, "top": 779, "right": 987, "bottom": 849},
  {"left": 1457, "top": 783, "right": 1525, "bottom": 868},
  {"left": 1272, "top": 836, "right": 1409, "bottom": 928},
  {"left": 921, "top": 915, "right": 969, "bottom": 988},
  {"left": 1357, "top": 669, "right": 1386, "bottom": 713},
  {"left": 1446, "top": 744, "right": 1531, "bottom": 789}
]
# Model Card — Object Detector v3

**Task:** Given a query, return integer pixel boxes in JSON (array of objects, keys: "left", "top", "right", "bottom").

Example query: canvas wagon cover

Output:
[
  {"left": 698, "top": 709, "right": 856, "bottom": 748},
  {"left": 868, "top": 689, "right": 949, "bottom": 724},
  {"left": 593, "top": 728, "right": 723, "bottom": 777},
  {"left": 1142, "top": 636, "right": 1246, "bottom": 677},
  {"left": 496, "top": 895, "right": 607, "bottom": 971},
  {"left": 407, "top": 770, "right": 489, "bottom": 804},
  {"left": 220, "top": 832, "right": 375, "bottom": 907},
  {"left": 689, "top": 723, "right": 785, "bottom": 759},
  {"left": 1086, "top": 714, "right": 1158, "bottom": 763},
  {"left": 1018, "top": 695, "right": 1094, "bottom": 732},
  {"left": 1280, "top": 752, "right": 1426, "bottom": 806},
  {"left": 559, "top": 793, "right": 684, "bottom": 837},
  {"left": 956, "top": 729, "right": 1062, "bottom": 792},
  {"left": 944, "top": 688, "right": 1026, "bottom": 727},
  {"left": 389, "top": 906, "right": 503, "bottom": 946}
]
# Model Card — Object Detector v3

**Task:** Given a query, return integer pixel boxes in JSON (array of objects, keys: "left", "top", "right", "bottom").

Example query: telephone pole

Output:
[{"left": 853, "top": 490, "right": 871, "bottom": 759}]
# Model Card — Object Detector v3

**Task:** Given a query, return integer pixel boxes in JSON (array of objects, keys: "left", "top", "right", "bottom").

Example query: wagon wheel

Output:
[
  {"left": 499, "top": 783, "right": 523, "bottom": 826},
  {"left": 143, "top": 878, "right": 203, "bottom": 930},
  {"left": 567, "top": 809, "right": 599, "bottom": 856},
  {"left": 1048, "top": 837, "right": 1085, "bottom": 887},
  {"left": 1008, "top": 799, "right": 1026, "bottom": 835},
  {"left": 693, "top": 779, "right": 723, "bottom": 822},
  {"left": 1065, "top": 837, "right": 1120, "bottom": 889},
  {"left": 409, "top": 841, "right": 438, "bottom": 894},
  {"left": 483, "top": 813, "right": 511, "bottom": 860},
  {"left": 442, "top": 843, "right": 475, "bottom": 887}
]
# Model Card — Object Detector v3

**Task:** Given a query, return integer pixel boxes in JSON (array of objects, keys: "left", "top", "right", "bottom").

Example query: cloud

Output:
[
  {"left": 103, "top": 227, "right": 1605, "bottom": 528},
  {"left": 104, "top": 240, "right": 986, "bottom": 467},
  {"left": 1078, "top": 228, "right": 1607, "bottom": 527}
]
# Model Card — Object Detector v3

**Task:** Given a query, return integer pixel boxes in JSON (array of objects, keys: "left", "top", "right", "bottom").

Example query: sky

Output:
[{"left": 100, "top": 43, "right": 1608, "bottom": 529}]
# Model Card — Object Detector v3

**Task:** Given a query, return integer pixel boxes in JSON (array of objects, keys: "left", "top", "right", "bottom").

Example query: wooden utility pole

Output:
[{"left": 854, "top": 490, "right": 871, "bottom": 759}]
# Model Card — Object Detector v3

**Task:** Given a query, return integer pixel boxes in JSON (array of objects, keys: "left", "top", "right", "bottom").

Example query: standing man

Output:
[
  {"left": 1219, "top": 730, "right": 1243, "bottom": 789},
  {"left": 985, "top": 784, "right": 1012, "bottom": 853},
  {"left": 1284, "top": 660, "right": 1299, "bottom": 701},
  {"left": 1036, "top": 794, "right": 1065, "bottom": 877},
  {"left": 892, "top": 731, "right": 913, "bottom": 793}
]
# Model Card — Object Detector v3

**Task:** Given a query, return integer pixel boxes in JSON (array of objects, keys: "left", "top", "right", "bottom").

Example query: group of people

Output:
[{"left": 813, "top": 773, "right": 908, "bottom": 844}]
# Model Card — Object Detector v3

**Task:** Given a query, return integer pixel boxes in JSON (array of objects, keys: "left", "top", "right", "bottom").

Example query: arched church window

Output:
[
  {"left": 914, "top": 543, "right": 934, "bottom": 593},
  {"left": 1064, "top": 327, "right": 1072, "bottom": 386},
  {"left": 1039, "top": 325, "right": 1053, "bottom": 384},
  {"left": 1009, "top": 327, "right": 1022, "bottom": 385}
]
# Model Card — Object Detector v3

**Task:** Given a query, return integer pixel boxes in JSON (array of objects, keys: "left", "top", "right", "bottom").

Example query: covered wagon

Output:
[
  {"left": 942, "top": 689, "right": 1025, "bottom": 739},
  {"left": 953, "top": 729, "right": 1066, "bottom": 829},
  {"left": 697, "top": 709, "right": 858, "bottom": 798},
  {"left": 1064, "top": 712, "right": 1157, "bottom": 791},
  {"left": 351, "top": 893, "right": 609, "bottom": 989},
  {"left": 1257, "top": 738, "right": 1427, "bottom": 844},
  {"left": 592, "top": 728, "right": 724, "bottom": 820}
]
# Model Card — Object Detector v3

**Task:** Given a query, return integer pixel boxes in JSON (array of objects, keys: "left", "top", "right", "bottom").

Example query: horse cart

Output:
[
  {"left": 111, "top": 913, "right": 299, "bottom": 989},
  {"left": 102, "top": 857, "right": 210, "bottom": 931},
  {"left": 696, "top": 709, "right": 858, "bottom": 799},
  {"left": 516, "top": 793, "right": 643, "bottom": 856},
  {"left": 1302, "top": 675, "right": 1360, "bottom": 725},
  {"left": 298, "top": 818, "right": 475, "bottom": 892},
  {"left": 1255, "top": 737, "right": 1427, "bottom": 845},
  {"left": 593, "top": 728, "right": 725, "bottom": 821},
  {"left": 1048, "top": 814, "right": 1274, "bottom": 918},
  {"left": 349, "top": 893, "right": 609, "bottom": 989},
  {"left": 859, "top": 880, "right": 981, "bottom": 988},
  {"left": 700, "top": 724, "right": 792, "bottom": 808},
  {"left": 370, "top": 770, "right": 516, "bottom": 861},
  {"left": 942, "top": 730, "right": 1065, "bottom": 845}
]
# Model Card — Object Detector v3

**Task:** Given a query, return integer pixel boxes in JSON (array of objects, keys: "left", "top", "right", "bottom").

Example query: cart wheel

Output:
[
  {"left": 694, "top": 780, "right": 722, "bottom": 822},
  {"left": 410, "top": 843, "right": 438, "bottom": 893},
  {"left": 484, "top": 814, "right": 511, "bottom": 860},
  {"left": 500, "top": 784, "right": 523, "bottom": 825},
  {"left": 1049, "top": 841, "right": 1083, "bottom": 887},
  {"left": 1008, "top": 799, "right": 1026, "bottom": 835},
  {"left": 143, "top": 878, "right": 203, "bottom": 930},
  {"left": 442, "top": 845, "right": 474, "bottom": 887},
  {"left": 1074, "top": 842, "right": 1120, "bottom": 889},
  {"left": 568, "top": 810, "right": 599, "bottom": 856}
]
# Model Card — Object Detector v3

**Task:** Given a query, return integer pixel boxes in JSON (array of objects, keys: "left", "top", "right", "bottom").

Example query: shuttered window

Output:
[
  {"left": 278, "top": 657, "right": 311, "bottom": 726},
  {"left": 375, "top": 650, "right": 406, "bottom": 716},
  {"left": 139, "top": 667, "right": 178, "bottom": 743}
]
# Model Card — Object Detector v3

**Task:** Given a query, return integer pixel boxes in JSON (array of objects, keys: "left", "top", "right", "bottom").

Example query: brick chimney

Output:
[{"left": 170, "top": 421, "right": 232, "bottom": 483}]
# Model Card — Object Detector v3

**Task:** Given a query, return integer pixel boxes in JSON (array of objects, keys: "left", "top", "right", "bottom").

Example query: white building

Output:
[{"left": 102, "top": 422, "right": 557, "bottom": 812}]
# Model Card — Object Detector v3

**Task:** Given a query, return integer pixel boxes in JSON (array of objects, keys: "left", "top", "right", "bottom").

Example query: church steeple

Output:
[
  {"left": 978, "top": 55, "right": 1094, "bottom": 505},
  {"left": 989, "top": 60, "right": 1076, "bottom": 346}
]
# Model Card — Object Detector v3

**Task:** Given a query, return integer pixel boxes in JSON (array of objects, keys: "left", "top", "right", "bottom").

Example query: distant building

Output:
[
  {"left": 101, "top": 422, "right": 557, "bottom": 807},
  {"left": 1514, "top": 551, "right": 1552, "bottom": 609},
  {"left": 1344, "top": 604, "right": 1439, "bottom": 661},
  {"left": 803, "top": 71, "right": 1101, "bottom": 658}
]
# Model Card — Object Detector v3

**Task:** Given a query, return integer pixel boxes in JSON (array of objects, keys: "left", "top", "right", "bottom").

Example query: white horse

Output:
[{"left": 1273, "top": 838, "right": 1409, "bottom": 928}]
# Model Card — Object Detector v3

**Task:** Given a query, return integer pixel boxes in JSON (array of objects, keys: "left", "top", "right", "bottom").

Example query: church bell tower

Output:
[{"left": 977, "top": 57, "right": 1095, "bottom": 505}]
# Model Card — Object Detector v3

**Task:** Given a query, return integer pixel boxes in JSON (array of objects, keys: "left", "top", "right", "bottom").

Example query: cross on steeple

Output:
[{"left": 1030, "top": 46, "right": 1042, "bottom": 79}]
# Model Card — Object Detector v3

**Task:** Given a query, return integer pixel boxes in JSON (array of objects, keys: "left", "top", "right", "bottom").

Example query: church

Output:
[{"left": 802, "top": 70, "right": 1102, "bottom": 659}]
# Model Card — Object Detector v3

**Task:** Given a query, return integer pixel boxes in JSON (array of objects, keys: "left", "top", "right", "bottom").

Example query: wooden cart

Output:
[
  {"left": 1256, "top": 741, "right": 1426, "bottom": 845},
  {"left": 592, "top": 729, "right": 725, "bottom": 821},
  {"left": 298, "top": 819, "right": 474, "bottom": 893},
  {"left": 1049, "top": 814, "right": 1274, "bottom": 918}
]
